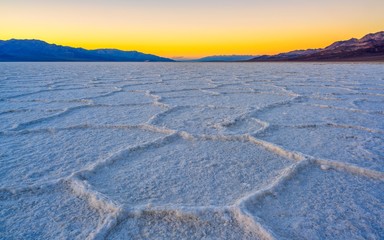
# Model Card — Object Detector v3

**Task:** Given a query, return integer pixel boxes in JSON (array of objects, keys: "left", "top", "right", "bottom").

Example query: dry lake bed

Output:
[{"left": 1, "top": 62, "right": 383, "bottom": 239}]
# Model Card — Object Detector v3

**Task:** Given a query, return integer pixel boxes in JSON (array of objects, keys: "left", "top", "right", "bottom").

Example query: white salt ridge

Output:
[
  {"left": 243, "top": 164, "right": 384, "bottom": 240},
  {"left": 81, "top": 134, "right": 293, "bottom": 207},
  {"left": 107, "top": 208, "right": 260, "bottom": 240},
  {"left": 255, "top": 103, "right": 384, "bottom": 131},
  {"left": 354, "top": 98, "right": 384, "bottom": 113},
  {"left": 15, "top": 104, "right": 165, "bottom": 131},
  {"left": 0, "top": 62, "right": 383, "bottom": 239},
  {"left": 0, "top": 100, "right": 87, "bottom": 113},
  {"left": 0, "top": 128, "right": 166, "bottom": 189},
  {"left": 255, "top": 125, "right": 384, "bottom": 171},
  {"left": 161, "top": 92, "right": 295, "bottom": 109},
  {"left": 0, "top": 109, "right": 65, "bottom": 131},
  {"left": 12, "top": 87, "right": 115, "bottom": 102},
  {"left": 149, "top": 106, "right": 261, "bottom": 135},
  {"left": 92, "top": 91, "right": 154, "bottom": 105},
  {"left": 0, "top": 183, "right": 106, "bottom": 240}
]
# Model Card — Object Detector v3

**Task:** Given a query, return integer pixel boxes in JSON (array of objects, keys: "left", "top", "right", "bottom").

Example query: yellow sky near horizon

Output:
[{"left": 1, "top": 0, "right": 383, "bottom": 58}]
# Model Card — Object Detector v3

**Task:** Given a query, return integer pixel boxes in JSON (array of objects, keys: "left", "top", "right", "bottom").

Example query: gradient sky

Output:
[{"left": 1, "top": 0, "right": 384, "bottom": 58}]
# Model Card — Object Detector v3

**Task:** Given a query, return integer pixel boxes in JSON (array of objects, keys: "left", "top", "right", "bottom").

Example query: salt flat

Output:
[{"left": 0, "top": 62, "right": 383, "bottom": 239}]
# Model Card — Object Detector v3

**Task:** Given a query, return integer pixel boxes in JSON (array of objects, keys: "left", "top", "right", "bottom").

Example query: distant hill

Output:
[
  {"left": 0, "top": 39, "right": 174, "bottom": 62},
  {"left": 194, "top": 55, "right": 257, "bottom": 62},
  {"left": 249, "top": 31, "right": 384, "bottom": 62}
]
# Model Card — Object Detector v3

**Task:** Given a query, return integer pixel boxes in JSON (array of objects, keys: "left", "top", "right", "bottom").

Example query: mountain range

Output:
[
  {"left": 1, "top": 31, "right": 383, "bottom": 62},
  {"left": 193, "top": 55, "right": 257, "bottom": 62},
  {"left": 0, "top": 39, "right": 174, "bottom": 62},
  {"left": 249, "top": 31, "right": 384, "bottom": 62}
]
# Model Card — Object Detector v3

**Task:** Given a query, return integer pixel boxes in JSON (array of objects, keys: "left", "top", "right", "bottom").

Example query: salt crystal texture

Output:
[{"left": 0, "top": 62, "right": 383, "bottom": 239}]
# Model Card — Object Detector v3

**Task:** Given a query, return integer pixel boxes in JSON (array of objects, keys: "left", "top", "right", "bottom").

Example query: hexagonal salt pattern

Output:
[
  {"left": 244, "top": 164, "right": 384, "bottom": 240},
  {"left": 1, "top": 128, "right": 166, "bottom": 188},
  {"left": 107, "top": 208, "right": 260, "bottom": 240},
  {"left": 1, "top": 62, "right": 383, "bottom": 239},
  {"left": 84, "top": 136, "right": 293, "bottom": 207},
  {"left": 150, "top": 106, "right": 263, "bottom": 135},
  {"left": 256, "top": 125, "right": 384, "bottom": 172},
  {"left": 0, "top": 184, "right": 107, "bottom": 240}
]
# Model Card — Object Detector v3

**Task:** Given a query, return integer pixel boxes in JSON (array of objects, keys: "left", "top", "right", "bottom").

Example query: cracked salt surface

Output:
[
  {"left": 0, "top": 183, "right": 106, "bottom": 240},
  {"left": 149, "top": 106, "right": 260, "bottom": 135},
  {"left": 18, "top": 105, "right": 165, "bottom": 130},
  {"left": 0, "top": 62, "right": 383, "bottom": 239},
  {"left": 1, "top": 128, "right": 166, "bottom": 189},
  {"left": 254, "top": 102, "right": 384, "bottom": 131},
  {"left": 83, "top": 135, "right": 293, "bottom": 207},
  {"left": 107, "top": 208, "right": 260, "bottom": 240},
  {"left": 244, "top": 164, "right": 384, "bottom": 240},
  {"left": 256, "top": 125, "right": 384, "bottom": 172}
]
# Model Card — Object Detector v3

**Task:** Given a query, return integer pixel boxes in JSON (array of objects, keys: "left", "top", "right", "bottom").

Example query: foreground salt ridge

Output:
[
  {"left": 66, "top": 131, "right": 383, "bottom": 239},
  {"left": 66, "top": 132, "right": 291, "bottom": 238},
  {"left": 0, "top": 63, "right": 383, "bottom": 239}
]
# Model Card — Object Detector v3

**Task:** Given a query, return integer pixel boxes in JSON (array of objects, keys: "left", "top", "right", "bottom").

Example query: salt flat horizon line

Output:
[{"left": 1, "top": 30, "right": 383, "bottom": 61}]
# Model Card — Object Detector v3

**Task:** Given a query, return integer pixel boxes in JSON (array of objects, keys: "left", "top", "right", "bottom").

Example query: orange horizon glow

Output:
[{"left": 1, "top": 0, "right": 383, "bottom": 59}]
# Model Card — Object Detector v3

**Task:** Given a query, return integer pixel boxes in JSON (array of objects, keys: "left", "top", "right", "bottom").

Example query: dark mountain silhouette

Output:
[
  {"left": 249, "top": 31, "right": 384, "bottom": 62},
  {"left": 194, "top": 55, "right": 258, "bottom": 62},
  {"left": 0, "top": 39, "right": 174, "bottom": 62}
]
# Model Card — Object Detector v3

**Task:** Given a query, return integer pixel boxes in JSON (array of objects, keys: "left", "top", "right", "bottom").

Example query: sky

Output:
[{"left": 1, "top": 0, "right": 384, "bottom": 59}]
